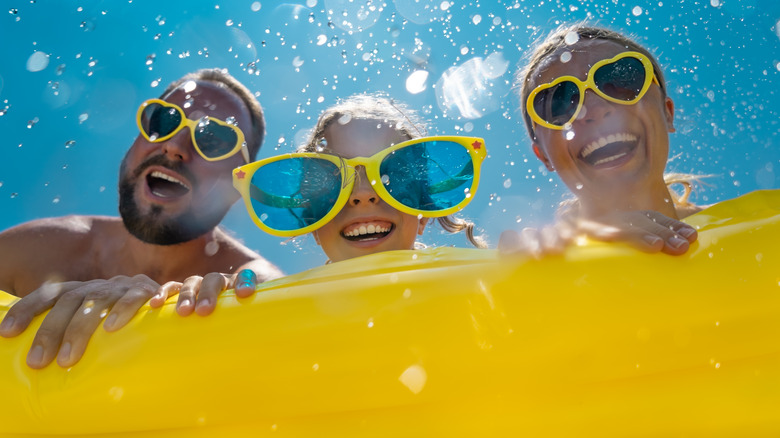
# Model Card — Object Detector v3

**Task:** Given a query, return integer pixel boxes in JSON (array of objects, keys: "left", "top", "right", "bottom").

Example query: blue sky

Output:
[{"left": 0, "top": 0, "right": 778, "bottom": 274}]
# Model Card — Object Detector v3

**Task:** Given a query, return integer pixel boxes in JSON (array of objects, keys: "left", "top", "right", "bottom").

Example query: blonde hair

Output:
[{"left": 301, "top": 93, "right": 487, "bottom": 249}]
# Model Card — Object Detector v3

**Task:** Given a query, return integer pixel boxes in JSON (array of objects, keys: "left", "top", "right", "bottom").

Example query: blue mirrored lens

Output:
[
  {"left": 379, "top": 141, "right": 474, "bottom": 212},
  {"left": 248, "top": 157, "right": 342, "bottom": 231}
]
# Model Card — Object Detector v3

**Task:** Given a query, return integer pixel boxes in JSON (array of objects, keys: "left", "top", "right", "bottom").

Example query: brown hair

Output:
[
  {"left": 514, "top": 23, "right": 667, "bottom": 141},
  {"left": 301, "top": 93, "right": 487, "bottom": 249},
  {"left": 162, "top": 68, "right": 265, "bottom": 160}
]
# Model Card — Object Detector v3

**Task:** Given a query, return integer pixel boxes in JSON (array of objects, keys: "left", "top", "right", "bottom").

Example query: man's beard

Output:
[{"left": 118, "top": 154, "right": 227, "bottom": 246}]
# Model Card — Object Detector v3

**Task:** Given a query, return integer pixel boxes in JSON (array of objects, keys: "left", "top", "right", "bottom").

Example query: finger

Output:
[
  {"left": 150, "top": 282, "right": 180, "bottom": 308},
  {"left": 497, "top": 230, "right": 522, "bottom": 255},
  {"left": 519, "top": 228, "right": 543, "bottom": 259},
  {"left": 233, "top": 269, "right": 258, "bottom": 299},
  {"left": 176, "top": 276, "right": 202, "bottom": 316},
  {"left": 539, "top": 226, "right": 567, "bottom": 255},
  {"left": 56, "top": 291, "right": 120, "bottom": 368},
  {"left": 26, "top": 289, "right": 85, "bottom": 369},
  {"left": 195, "top": 273, "right": 230, "bottom": 316},
  {"left": 0, "top": 282, "right": 71, "bottom": 338},
  {"left": 104, "top": 285, "right": 157, "bottom": 332}
]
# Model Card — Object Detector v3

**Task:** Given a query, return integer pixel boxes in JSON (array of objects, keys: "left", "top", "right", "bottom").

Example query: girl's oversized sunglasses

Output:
[
  {"left": 527, "top": 51, "right": 661, "bottom": 130},
  {"left": 136, "top": 98, "right": 250, "bottom": 163},
  {"left": 232, "top": 136, "right": 487, "bottom": 237}
]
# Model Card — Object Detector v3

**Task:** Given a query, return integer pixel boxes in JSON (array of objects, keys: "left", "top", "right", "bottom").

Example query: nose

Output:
[
  {"left": 159, "top": 126, "right": 193, "bottom": 162},
  {"left": 578, "top": 89, "right": 613, "bottom": 125},
  {"left": 348, "top": 167, "right": 379, "bottom": 206}
]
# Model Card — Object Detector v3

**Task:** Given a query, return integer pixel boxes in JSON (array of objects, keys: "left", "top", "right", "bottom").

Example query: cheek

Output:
[{"left": 397, "top": 214, "right": 421, "bottom": 247}]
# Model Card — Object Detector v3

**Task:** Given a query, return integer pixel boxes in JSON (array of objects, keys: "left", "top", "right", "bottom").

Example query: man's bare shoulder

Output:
[
  {"left": 0, "top": 215, "right": 124, "bottom": 295},
  {"left": 0, "top": 215, "right": 122, "bottom": 241}
]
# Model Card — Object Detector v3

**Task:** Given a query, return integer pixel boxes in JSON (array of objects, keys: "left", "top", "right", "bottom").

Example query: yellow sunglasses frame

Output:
[
  {"left": 526, "top": 51, "right": 660, "bottom": 130},
  {"left": 232, "top": 135, "right": 487, "bottom": 237},
  {"left": 136, "top": 98, "right": 250, "bottom": 163}
]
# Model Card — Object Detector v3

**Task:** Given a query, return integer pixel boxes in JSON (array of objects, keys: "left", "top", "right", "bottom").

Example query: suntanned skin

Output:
[
  {"left": 0, "top": 75, "right": 282, "bottom": 369},
  {"left": 0, "top": 216, "right": 276, "bottom": 298}
]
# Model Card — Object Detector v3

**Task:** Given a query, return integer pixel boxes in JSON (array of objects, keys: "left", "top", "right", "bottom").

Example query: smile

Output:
[
  {"left": 147, "top": 171, "right": 190, "bottom": 198},
  {"left": 579, "top": 133, "right": 638, "bottom": 166},
  {"left": 342, "top": 221, "right": 393, "bottom": 242}
]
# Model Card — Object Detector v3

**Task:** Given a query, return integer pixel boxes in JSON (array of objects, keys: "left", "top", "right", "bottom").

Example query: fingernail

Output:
[
  {"left": 179, "top": 299, "right": 191, "bottom": 309},
  {"left": 28, "top": 345, "right": 43, "bottom": 366},
  {"left": 58, "top": 342, "right": 71, "bottom": 362},
  {"left": 237, "top": 269, "right": 256, "bottom": 286},
  {"left": 643, "top": 235, "right": 662, "bottom": 245},
  {"left": 104, "top": 314, "right": 117, "bottom": 330},
  {"left": 678, "top": 227, "right": 696, "bottom": 238},
  {"left": 196, "top": 298, "right": 211, "bottom": 310},
  {"left": 0, "top": 316, "right": 14, "bottom": 334},
  {"left": 669, "top": 236, "right": 687, "bottom": 248},
  {"left": 236, "top": 281, "right": 253, "bottom": 289}
]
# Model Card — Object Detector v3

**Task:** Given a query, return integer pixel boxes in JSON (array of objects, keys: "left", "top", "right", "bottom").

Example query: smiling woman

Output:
[{"left": 516, "top": 25, "right": 694, "bottom": 222}]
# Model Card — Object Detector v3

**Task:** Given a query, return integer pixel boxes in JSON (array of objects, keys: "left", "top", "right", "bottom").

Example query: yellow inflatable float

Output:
[{"left": 1, "top": 189, "right": 779, "bottom": 437}]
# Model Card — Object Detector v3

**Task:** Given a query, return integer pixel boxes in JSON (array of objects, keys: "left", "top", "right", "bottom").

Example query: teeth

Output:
[
  {"left": 344, "top": 224, "right": 390, "bottom": 237},
  {"left": 150, "top": 171, "right": 188, "bottom": 189},
  {"left": 581, "top": 133, "right": 637, "bottom": 158}
]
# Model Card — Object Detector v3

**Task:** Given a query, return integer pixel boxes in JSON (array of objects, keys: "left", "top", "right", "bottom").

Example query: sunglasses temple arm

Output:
[{"left": 241, "top": 143, "right": 251, "bottom": 164}]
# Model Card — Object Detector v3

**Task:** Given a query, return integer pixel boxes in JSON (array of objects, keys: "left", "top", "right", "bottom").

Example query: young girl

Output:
[
  {"left": 233, "top": 93, "right": 487, "bottom": 263},
  {"left": 501, "top": 24, "right": 702, "bottom": 255}
]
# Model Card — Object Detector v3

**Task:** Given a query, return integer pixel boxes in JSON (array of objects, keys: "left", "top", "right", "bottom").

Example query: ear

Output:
[
  {"left": 417, "top": 218, "right": 429, "bottom": 236},
  {"left": 533, "top": 143, "right": 554, "bottom": 172},
  {"left": 664, "top": 96, "right": 676, "bottom": 133},
  {"left": 312, "top": 231, "right": 321, "bottom": 246}
]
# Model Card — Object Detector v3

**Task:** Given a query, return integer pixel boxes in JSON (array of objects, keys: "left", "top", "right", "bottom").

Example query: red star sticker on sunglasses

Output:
[
  {"left": 235, "top": 169, "right": 246, "bottom": 179},
  {"left": 472, "top": 140, "right": 482, "bottom": 149}
]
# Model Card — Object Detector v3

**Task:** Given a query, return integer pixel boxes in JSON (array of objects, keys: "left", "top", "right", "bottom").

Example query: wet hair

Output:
[
  {"left": 514, "top": 23, "right": 667, "bottom": 142},
  {"left": 300, "top": 93, "right": 487, "bottom": 249},
  {"left": 162, "top": 68, "right": 265, "bottom": 160}
]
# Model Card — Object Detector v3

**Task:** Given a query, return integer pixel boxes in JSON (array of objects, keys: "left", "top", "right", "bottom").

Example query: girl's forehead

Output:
[
  {"left": 323, "top": 118, "right": 408, "bottom": 158},
  {"left": 532, "top": 39, "right": 627, "bottom": 83}
]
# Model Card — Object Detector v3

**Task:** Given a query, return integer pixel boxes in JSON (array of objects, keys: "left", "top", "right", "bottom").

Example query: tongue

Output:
[{"left": 147, "top": 175, "right": 189, "bottom": 198}]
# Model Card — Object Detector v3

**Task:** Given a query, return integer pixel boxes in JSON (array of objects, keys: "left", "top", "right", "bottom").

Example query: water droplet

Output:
[
  {"left": 27, "top": 117, "right": 39, "bottom": 128},
  {"left": 65, "top": 140, "right": 75, "bottom": 148},
  {"left": 381, "top": 174, "right": 390, "bottom": 184},
  {"left": 251, "top": 1, "right": 262, "bottom": 12},
  {"left": 316, "top": 34, "right": 327, "bottom": 46},
  {"left": 565, "top": 130, "right": 575, "bottom": 140},
  {"left": 564, "top": 31, "right": 579, "bottom": 45},
  {"left": 145, "top": 54, "right": 156, "bottom": 66},
  {"left": 575, "top": 183, "right": 583, "bottom": 190},
  {"left": 80, "top": 20, "right": 95, "bottom": 31},
  {"left": 10, "top": 193, "right": 18, "bottom": 199},
  {"left": 398, "top": 365, "right": 427, "bottom": 394},
  {"left": 367, "top": 318, "right": 374, "bottom": 328},
  {"left": 403, "top": 288, "right": 412, "bottom": 298},
  {"left": 312, "top": 363, "right": 319, "bottom": 371},
  {"left": 472, "top": 15, "right": 481, "bottom": 25},
  {"left": 26, "top": 51, "right": 49, "bottom": 72},
  {"left": 503, "top": 178, "right": 512, "bottom": 188},
  {"left": 292, "top": 56, "right": 304, "bottom": 68},
  {"left": 225, "top": 19, "right": 234, "bottom": 26},
  {"left": 560, "top": 51, "right": 572, "bottom": 63},
  {"left": 260, "top": 213, "right": 268, "bottom": 221},
  {"left": 204, "top": 240, "right": 219, "bottom": 256},
  {"left": 632, "top": 6, "right": 643, "bottom": 16},
  {"left": 55, "top": 64, "right": 66, "bottom": 75},
  {"left": 9, "top": 8, "right": 18, "bottom": 14},
  {"left": 710, "top": 0, "right": 720, "bottom": 6}
]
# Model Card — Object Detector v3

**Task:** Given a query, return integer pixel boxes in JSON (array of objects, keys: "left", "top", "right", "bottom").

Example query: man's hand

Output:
[{"left": 0, "top": 275, "right": 159, "bottom": 369}]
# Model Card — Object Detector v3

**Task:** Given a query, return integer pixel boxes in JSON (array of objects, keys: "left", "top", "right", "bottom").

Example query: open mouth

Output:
[
  {"left": 341, "top": 221, "right": 394, "bottom": 242},
  {"left": 579, "top": 133, "right": 638, "bottom": 167},
  {"left": 146, "top": 171, "right": 190, "bottom": 198}
]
